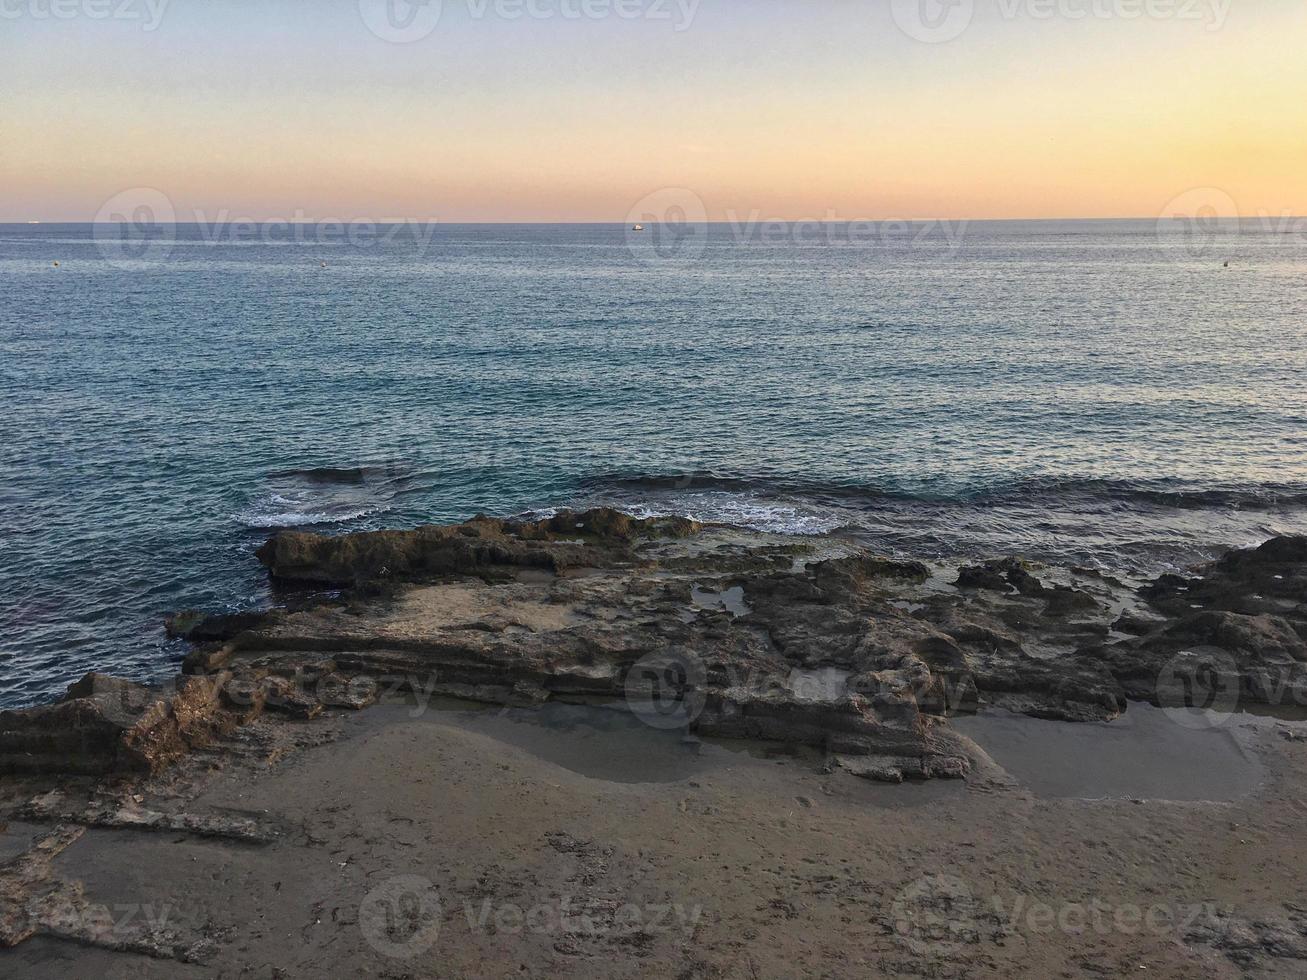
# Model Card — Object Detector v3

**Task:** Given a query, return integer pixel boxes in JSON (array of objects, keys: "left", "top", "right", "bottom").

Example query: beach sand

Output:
[
  {"left": 4, "top": 512, "right": 1307, "bottom": 977},
  {"left": 3, "top": 697, "right": 1306, "bottom": 978}
]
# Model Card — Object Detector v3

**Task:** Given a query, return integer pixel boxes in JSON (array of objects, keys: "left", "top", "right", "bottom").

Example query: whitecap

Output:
[
  {"left": 586, "top": 491, "right": 846, "bottom": 537},
  {"left": 239, "top": 504, "right": 387, "bottom": 529},
  {"left": 236, "top": 463, "right": 413, "bottom": 530}
]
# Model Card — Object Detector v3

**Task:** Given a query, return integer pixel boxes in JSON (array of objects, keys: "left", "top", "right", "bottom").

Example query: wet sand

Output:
[{"left": 951, "top": 703, "right": 1266, "bottom": 802}]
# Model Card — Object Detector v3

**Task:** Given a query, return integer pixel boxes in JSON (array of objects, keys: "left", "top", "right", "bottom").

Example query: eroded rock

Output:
[
  {"left": 254, "top": 508, "right": 700, "bottom": 586},
  {"left": 19, "top": 790, "right": 281, "bottom": 844},
  {"left": 1084, "top": 535, "right": 1307, "bottom": 708},
  {"left": 7, "top": 512, "right": 1307, "bottom": 786},
  {"left": 0, "top": 673, "right": 239, "bottom": 776}
]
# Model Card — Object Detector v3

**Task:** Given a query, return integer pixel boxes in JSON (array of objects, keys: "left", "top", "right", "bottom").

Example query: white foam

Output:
[
  {"left": 241, "top": 510, "right": 369, "bottom": 528},
  {"left": 615, "top": 492, "right": 844, "bottom": 536},
  {"left": 239, "top": 504, "right": 387, "bottom": 529}
]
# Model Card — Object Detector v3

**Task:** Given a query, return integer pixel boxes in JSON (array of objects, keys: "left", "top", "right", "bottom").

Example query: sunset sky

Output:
[{"left": 2, "top": 0, "right": 1304, "bottom": 221}]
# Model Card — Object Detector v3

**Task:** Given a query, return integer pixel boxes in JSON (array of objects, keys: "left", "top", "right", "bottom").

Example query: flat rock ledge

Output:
[{"left": 4, "top": 509, "right": 1306, "bottom": 787}]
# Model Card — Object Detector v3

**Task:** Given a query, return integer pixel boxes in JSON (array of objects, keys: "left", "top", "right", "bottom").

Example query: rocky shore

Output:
[{"left": 2, "top": 511, "right": 1306, "bottom": 976}]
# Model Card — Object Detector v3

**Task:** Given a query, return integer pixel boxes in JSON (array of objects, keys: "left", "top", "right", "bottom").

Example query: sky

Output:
[{"left": 1, "top": 0, "right": 1304, "bottom": 221}]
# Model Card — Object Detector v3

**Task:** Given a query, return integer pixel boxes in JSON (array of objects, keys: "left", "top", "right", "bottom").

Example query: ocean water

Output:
[{"left": 2, "top": 220, "right": 1307, "bottom": 707}]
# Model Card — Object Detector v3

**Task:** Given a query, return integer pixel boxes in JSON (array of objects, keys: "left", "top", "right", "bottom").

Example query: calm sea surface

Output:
[{"left": 2, "top": 220, "right": 1306, "bottom": 706}]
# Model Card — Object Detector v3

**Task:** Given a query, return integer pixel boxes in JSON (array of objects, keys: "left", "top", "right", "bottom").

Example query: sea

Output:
[{"left": 2, "top": 219, "right": 1306, "bottom": 707}]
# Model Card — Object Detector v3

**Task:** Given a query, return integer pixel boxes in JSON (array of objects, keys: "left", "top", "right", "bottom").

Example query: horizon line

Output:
[{"left": 4, "top": 216, "right": 1298, "bottom": 225}]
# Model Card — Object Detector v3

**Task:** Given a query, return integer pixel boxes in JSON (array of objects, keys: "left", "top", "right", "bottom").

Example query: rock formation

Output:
[{"left": 3, "top": 509, "right": 1305, "bottom": 783}]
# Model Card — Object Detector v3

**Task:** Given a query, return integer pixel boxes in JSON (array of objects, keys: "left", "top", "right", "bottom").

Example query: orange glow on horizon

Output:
[{"left": 2, "top": 3, "right": 1304, "bottom": 222}]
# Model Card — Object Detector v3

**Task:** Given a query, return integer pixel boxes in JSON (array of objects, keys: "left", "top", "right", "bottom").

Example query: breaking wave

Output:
[
  {"left": 572, "top": 472, "right": 1307, "bottom": 574},
  {"left": 238, "top": 465, "right": 417, "bottom": 529}
]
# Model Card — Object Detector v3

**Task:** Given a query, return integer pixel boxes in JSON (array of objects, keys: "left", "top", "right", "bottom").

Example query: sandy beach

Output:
[
  {"left": 3, "top": 512, "right": 1307, "bottom": 977},
  {"left": 6, "top": 696, "right": 1307, "bottom": 979}
]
